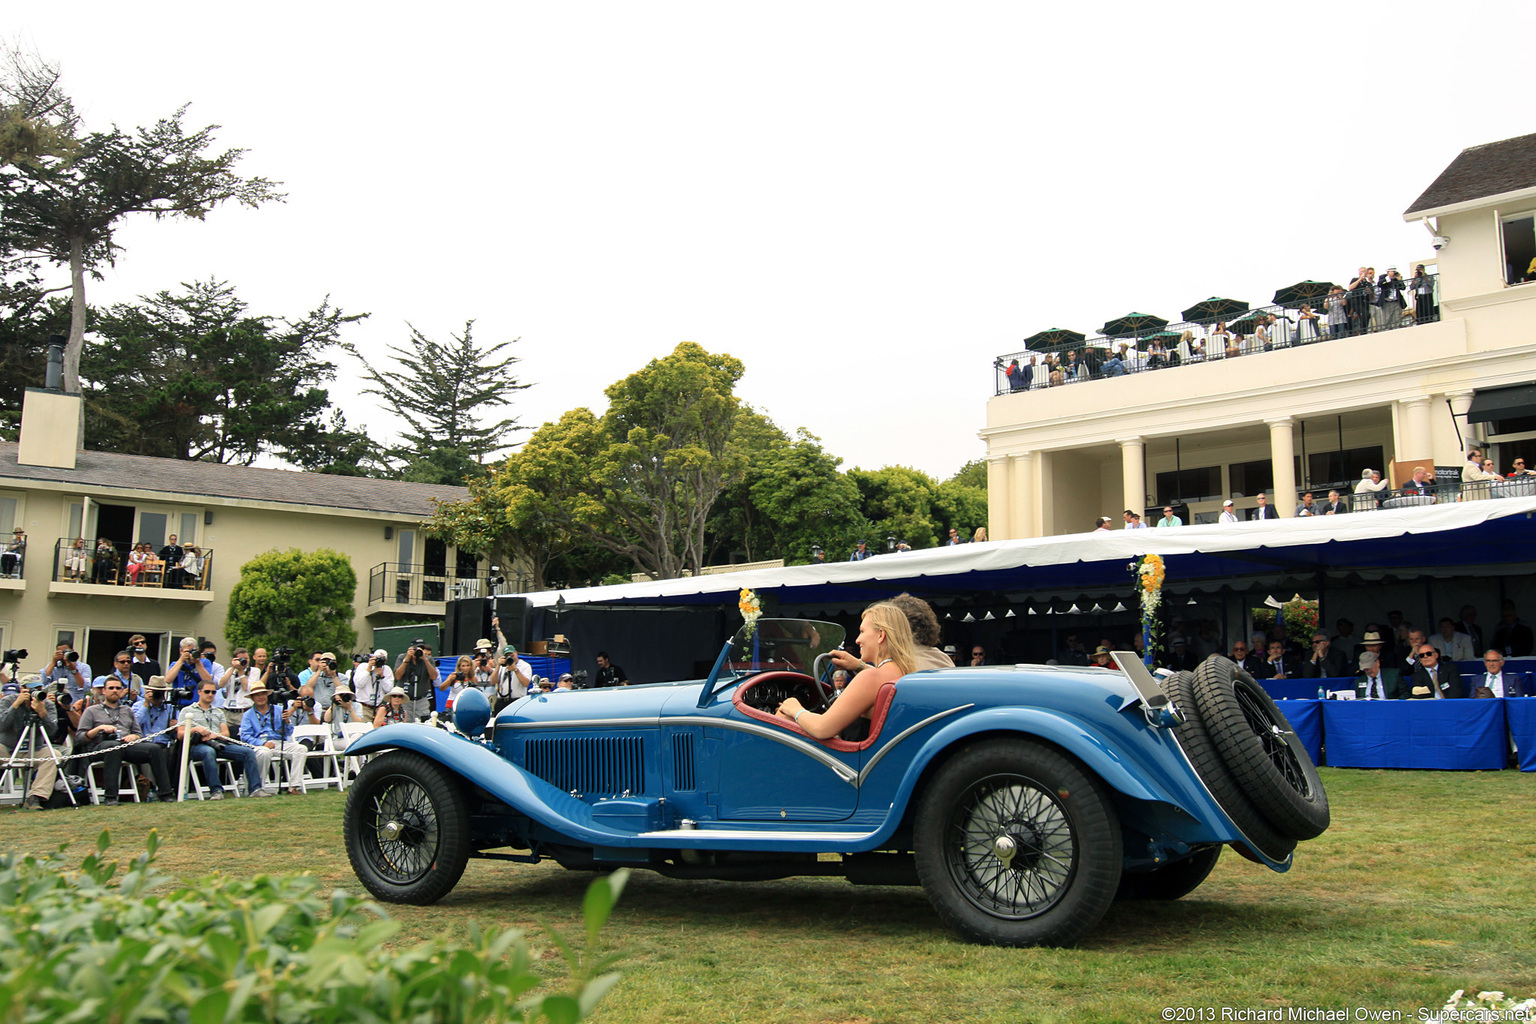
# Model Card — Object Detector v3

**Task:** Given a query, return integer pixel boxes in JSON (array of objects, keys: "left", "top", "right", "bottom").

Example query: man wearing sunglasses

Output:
[
  {"left": 1410, "top": 646, "right": 1463, "bottom": 699},
  {"left": 76, "top": 674, "right": 173, "bottom": 803},
  {"left": 176, "top": 680, "right": 261, "bottom": 800}
]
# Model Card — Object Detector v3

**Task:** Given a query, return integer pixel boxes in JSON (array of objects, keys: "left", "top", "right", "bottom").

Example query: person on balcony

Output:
[
  {"left": 1354, "top": 468, "right": 1388, "bottom": 508},
  {"left": 160, "top": 534, "right": 186, "bottom": 589},
  {"left": 1295, "top": 304, "right": 1321, "bottom": 344},
  {"left": 1411, "top": 265, "right": 1436, "bottom": 323},
  {"left": 63, "top": 537, "right": 88, "bottom": 581},
  {"left": 91, "top": 537, "right": 118, "bottom": 583},
  {"left": 1324, "top": 286, "right": 1348, "bottom": 339},
  {"left": 124, "top": 543, "right": 148, "bottom": 584},
  {"left": 1346, "top": 268, "right": 1374, "bottom": 336},
  {"left": 1, "top": 528, "right": 24, "bottom": 577},
  {"left": 1378, "top": 267, "right": 1407, "bottom": 329},
  {"left": 1322, "top": 489, "right": 1349, "bottom": 515},
  {"left": 1401, "top": 466, "right": 1435, "bottom": 499},
  {"left": 178, "top": 545, "right": 205, "bottom": 587}
]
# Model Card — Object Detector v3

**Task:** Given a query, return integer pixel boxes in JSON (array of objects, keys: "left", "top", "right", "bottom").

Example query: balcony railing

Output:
[
  {"left": 52, "top": 539, "right": 214, "bottom": 591},
  {"left": 368, "top": 562, "right": 493, "bottom": 607},
  {"left": 994, "top": 274, "right": 1440, "bottom": 396}
]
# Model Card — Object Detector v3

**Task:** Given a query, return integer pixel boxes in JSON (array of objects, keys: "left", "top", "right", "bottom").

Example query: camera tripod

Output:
[{"left": 2, "top": 695, "right": 79, "bottom": 808}]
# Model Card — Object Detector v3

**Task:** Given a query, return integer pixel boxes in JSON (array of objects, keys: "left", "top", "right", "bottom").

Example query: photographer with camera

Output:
[
  {"left": 440, "top": 655, "right": 474, "bottom": 706},
  {"left": 1, "top": 670, "right": 58, "bottom": 811},
  {"left": 494, "top": 644, "right": 532, "bottom": 710},
  {"left": 239, "top": 680, "right": 305, "bottom": 796},
  {"left": 300, "top": 652, "right": 342, "bottom": 718},
  {"left": 321, "top": 679, "right": 361, "bottom": 748},
  {"left": 176, "top": 677, "right": 260, "bottom": 799},
  {"left": 350, "top": 649, "right": 391, "bottom": 721},
  {"left": 393, "top": 638, "right": 440, "bottom": 722},
  {"left": 220, "top": 647, "right": 255, "bottom": 730},
  {"left": 169, "top": 637, "right": 216, "bottom": 708},
  {"left": 43, "top": 642, "right": 92, "bottom": 705},
  {"left": 374, "top": 685, "right": 410, "bottom": 727},
  {"left": 134, "top": 677, "right": 178, "bottom": 762},
  {"left": 76, "top": 674, "right": 173, "bottom": 803}
]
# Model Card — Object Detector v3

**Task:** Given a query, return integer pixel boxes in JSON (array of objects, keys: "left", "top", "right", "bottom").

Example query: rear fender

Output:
[{"left": 349, "top": 725, "right": 642, "bottom": 848}]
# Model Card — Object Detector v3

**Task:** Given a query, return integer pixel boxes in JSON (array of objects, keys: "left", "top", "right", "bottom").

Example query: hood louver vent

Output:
[
  {"left": 525, "top": 736, "right": 646, "bottom": 796},
  {"left": 672, "top": 732, "right": 696, "bottom": 791}
]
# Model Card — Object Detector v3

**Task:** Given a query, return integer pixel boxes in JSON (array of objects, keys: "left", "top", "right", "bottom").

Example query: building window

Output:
[
  {"left": 1306, "top": 446, "right": 1386, "bottom": 489},
  {"left": 1228, "top": 459, "right": 1273, "bottom": 497},
  {"left": 1503, "top": 212, "right": 1536, "bottom": 286},
  {"left": 1155, "top": 466, "right": 1221, "bottom": 505}
]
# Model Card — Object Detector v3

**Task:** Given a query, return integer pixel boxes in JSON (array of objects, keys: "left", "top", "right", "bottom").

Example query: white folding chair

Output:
[
  {"left": 86, "top": 760, "right": 145, "bottom": 805},
  {"left": 291, "top": 725, "right": 342, "bottom": 792},
  {"left": 339, "top": 722, "right": 374, "bottom": 788}
]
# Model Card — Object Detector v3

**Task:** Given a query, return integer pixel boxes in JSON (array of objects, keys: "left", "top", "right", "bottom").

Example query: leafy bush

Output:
[{"left": 0, "top": 830, "right": 625, "bottom": 1023}]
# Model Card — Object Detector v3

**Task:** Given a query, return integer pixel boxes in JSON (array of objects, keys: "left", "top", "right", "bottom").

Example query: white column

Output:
[
  {"left": 1117, "top": 437, "right": 1145, "bottom": 516},
  {"left": 1009, "top": 452, "right": 1035, "bottom": 538},
  {"left": 986, "top": 455, "right": 1010, "bottom": 540},
  {"left": 1398, "top": 396, "right": 1433, "bottom": 464},
  {"left": 1267, "top": 417, "right": 1296, "bottom": 517}
]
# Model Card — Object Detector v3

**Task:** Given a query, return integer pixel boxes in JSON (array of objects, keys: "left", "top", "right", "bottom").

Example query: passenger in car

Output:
[
  {"left": 830, "top": 592, "right": 951, "bottom": 675},
  {"left": 776, "top": 602, "right": 914, "bottom": 740}
]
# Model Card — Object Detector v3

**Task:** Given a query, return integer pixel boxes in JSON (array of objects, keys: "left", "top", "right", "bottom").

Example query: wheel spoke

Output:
[
  {"left": 945, "top": 772, "right": 1078, "bottom": 920},
  {"left": 361, "top": 775, "right": 441, "bottom": 885}
]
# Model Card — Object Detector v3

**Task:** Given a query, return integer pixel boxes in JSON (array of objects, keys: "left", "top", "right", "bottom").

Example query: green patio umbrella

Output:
[
  {"left": 1228, "top": 312, "right": 1268, "bottom": 336},
  {"left": 1135, "top": 330, "right": 1183, "bottom": 351},
  {"left": 1273, "top": 280, "right": 1338, "bottom": 307},
  {"left": 1100, "top": 312, "right": 1169, "bottom": 338},
  {"left": 1179, "top": 297, "right": 1249, "bottom": 323},
  {"left": 1021, "top": 327, "right": 1087, "bottom": 351}
]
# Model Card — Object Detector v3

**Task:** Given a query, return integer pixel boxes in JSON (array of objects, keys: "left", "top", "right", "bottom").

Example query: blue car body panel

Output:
[{"left": 349, "top": 654, "right": 1292, "bottom": 871}]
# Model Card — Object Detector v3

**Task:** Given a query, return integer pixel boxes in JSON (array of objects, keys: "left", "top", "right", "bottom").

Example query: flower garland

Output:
[
  {"left": 738, "top": 587, "right": 762, "bottom": 637},
  {"left": 1130, "top": 554, "right": 1165, "bottom": 667}
]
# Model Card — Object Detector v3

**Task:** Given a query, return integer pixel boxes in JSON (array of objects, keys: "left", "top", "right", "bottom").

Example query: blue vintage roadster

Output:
[{"left": 343, "top": 618, "right": 1328, "bottom": 946}]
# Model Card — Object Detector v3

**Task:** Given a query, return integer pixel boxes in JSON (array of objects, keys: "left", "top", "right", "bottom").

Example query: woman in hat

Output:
[
  {"left": 1, "top": 528, "right": 24, "bottom": 577},
  {"left": 375, "top": 686, "right": 410, "bottom": 727}
]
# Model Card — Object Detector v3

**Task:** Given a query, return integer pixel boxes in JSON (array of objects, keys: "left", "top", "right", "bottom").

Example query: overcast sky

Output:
[{"left": 12, "top": 2, "right": 1533, "bottom": 479}]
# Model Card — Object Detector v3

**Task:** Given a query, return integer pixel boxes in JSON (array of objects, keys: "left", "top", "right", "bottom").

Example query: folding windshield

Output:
[{"left": 701, "top": 618, "right": 846, "bottom": 703}]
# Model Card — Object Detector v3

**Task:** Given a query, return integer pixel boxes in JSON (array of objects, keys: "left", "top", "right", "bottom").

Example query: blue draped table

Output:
[
  {"left": 1273, "top": 699, "right": 1323, "bottom": 765},
  {"left": 1505, "top": 698, "right": 1536, "bottom": 771},
  {"left": 1321, "top": 698, "right": 1509, "bottom": 770}
]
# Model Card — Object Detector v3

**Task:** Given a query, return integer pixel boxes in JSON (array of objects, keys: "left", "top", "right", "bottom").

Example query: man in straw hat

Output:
[{"left": 240, "top": 678, "right": 308, "bottom": 795}]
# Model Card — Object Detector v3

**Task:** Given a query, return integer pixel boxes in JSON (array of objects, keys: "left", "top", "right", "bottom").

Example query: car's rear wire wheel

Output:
[
  {"left": 914, "top": 739, "right": 1120, "bottom": 947},
  {"left": 344, "top": 750, "right": 471, "bottom": 904}
]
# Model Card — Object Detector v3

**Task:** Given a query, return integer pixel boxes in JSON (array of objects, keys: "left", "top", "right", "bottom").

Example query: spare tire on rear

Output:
[
  {"left": 1161, "top": 668, "right": 1296, "bottom": 862},
  {"left": 1190, "top": 656, "right": 1330, "bottom": 841}
]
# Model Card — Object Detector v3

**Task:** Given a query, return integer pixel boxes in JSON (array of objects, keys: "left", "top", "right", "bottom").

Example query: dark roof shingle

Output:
[
  {"left": 0, "top": 442, "right": 466, "bottom": 517},
  {"left": 1404, "top": 133, "right": 1536, "bottom": 217}
]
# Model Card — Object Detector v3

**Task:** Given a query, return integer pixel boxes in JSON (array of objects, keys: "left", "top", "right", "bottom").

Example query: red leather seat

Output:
[{"left": 733, "top": 673, "right": 898, "bottom": 751}]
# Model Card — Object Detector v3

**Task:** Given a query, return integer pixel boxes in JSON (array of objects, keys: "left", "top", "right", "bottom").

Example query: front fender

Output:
[{"left": 349, "top": 725, "right": 644, "bottom": 848}]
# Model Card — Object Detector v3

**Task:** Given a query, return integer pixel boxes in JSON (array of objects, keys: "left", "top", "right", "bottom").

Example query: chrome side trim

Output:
[
  {"left": 498, "top": 717, "right": 659, "bottom": 731},
  {"left": 668, "top": 715, "right": 859, "bottom": 784},
  {"left": 856, "top": 704, "right": 974, "bottom": 785},
  {"left": 637, "top": 827, "right": 876, "bottom": 841}
]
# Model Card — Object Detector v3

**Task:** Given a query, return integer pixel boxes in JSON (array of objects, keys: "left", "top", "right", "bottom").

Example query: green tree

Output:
[
  {"left": 349, "top": 320, "right": 526, "bottom": 485},
  {"left": 847, "top": 465, "right": 941, "bottom": 549},
  {"left": 82, "top": 279, "right": 373, "bottom": 467},
  {"left": 933, "top": 478, "right": 989, "bottom": 541},
  {"left": 2, "top": 99, "right": 283, "bottom": 392},
  {"left": 948, "top": 458, "right": 988, "bottom": 490},
  {"left": 420, "top": 455, "right": 576, "bottom": 592},
  {"left": 225, "top": 548, "right": 358, "bottom": 655},
  {"left": 0, "top": 43, "right": 76, "bottom": 167}
]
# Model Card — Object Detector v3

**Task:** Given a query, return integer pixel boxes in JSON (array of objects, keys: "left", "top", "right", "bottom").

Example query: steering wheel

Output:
[{"left": 806, "top": 655, "right": 837, "bottom": 713}]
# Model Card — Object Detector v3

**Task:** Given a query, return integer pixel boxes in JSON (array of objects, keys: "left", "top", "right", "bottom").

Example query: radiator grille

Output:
[
  {"left": 671, "top": 733, "right": 696, "bottom": 791},
  {"left": 524, "top": 736, "right": 646, "bottom": 795}
]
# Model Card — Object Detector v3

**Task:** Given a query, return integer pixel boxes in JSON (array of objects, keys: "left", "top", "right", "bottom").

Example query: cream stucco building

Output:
[
  {"left": 982, "top": 132, "right": 1536, "bottom": 538},
  {"left": 0, "top": 388, "right": 485, "bottom": 671}
]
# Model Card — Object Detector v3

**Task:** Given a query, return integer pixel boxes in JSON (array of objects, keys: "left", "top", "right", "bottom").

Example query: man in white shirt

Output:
[
  {"left": 220, "top": 647, "right": 255, "bottom": 729},
  {"left": 1219, "top": 499, "right": 1240, "bottom": 524},
  {"left": 495, "top": 645, "right": 533, "bottom": 707},
  {"left": 351, "top": 649, "right": 392, "bottom": 721},
  {"left": 1474, "top": 650, "right": 1529, "bottom": 698},
  {"left": 1429, "top": 618, "right": 1476, "bottom": 662}
]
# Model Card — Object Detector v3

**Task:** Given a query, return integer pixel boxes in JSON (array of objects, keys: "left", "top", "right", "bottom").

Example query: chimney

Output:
[{"left": 17, "top": 337, "right": 82, "bottom": 470}]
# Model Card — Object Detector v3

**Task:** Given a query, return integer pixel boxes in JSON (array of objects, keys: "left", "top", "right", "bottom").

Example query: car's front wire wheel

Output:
[
  {"left": 914, "top": 739, "right": 1120, "bottom": 947},
  {"left": 344, "top": 750, "right": 471, "bottom": 904}
]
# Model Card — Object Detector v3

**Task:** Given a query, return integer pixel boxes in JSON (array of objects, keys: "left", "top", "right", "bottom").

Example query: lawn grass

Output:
[{"left": 5, "top": 768, "right": 1534, "bottom": 1023}]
